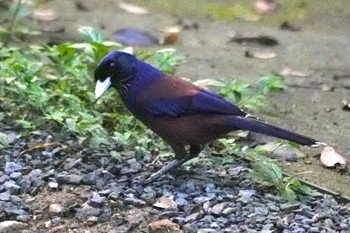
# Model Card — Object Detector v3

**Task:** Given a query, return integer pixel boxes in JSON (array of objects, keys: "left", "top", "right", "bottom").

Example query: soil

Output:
[{"left": 3, "top": 0, "right": 350, "bottom": 232}]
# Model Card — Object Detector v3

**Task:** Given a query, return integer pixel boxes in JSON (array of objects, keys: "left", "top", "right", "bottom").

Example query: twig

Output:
[{"left": 4, "top": 0, "right": 22, "bottom": 45}]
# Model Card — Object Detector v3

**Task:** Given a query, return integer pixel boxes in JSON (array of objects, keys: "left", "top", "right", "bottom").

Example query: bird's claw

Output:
[
  {"left": 132, "top": 159, "right": 187, "bottom": 185},
  {"left": 132, "top": 177, "right": 153, "bottom": 185}
]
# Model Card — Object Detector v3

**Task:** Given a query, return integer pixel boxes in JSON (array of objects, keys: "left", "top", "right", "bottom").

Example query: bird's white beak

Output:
[{"left": 95, "top": 77, "right": 112, "bottom": 99}]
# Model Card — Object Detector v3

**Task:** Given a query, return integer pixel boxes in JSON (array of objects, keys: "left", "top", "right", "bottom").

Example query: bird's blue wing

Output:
[
  {"left": 189, "top": 90, "right": 246, "bottom": 116},
  {"left": 145, "top": 97, "right": 191, "bottom": 116},
  {"left": 145, "top": 90, "right": 247, "bottom": 117}
]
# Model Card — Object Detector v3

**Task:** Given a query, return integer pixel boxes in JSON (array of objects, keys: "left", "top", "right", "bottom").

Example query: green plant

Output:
[
  {"left": 218, "top": 74, "right": 286, "bottom": 112},
  {"left": 249, "top": 156, "right": 312, "bottom": 201},
  {"left": 0, "top": 26, "right": 186, "bottom": 151},
  {"left": 137, "top": 49, "right": 185, "bottom": 75},
  {"left": 259, "top": 73, "right": 286, "bottom": 94}
]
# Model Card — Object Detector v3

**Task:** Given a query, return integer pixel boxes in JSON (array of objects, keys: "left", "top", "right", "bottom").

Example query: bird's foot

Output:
[
  {"left": 135, "top": 159, "right": 181, "bottom": 185},
  {"left": 134, "top": 158, "right": 191, "bottom": 185}
]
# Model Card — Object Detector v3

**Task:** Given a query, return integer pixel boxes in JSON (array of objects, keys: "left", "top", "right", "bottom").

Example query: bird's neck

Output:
[
  {"left": 118, "top": 61, "right": 162, "bottom": 107},
  {"left": 135, "top": 61, "right": 163, "bottom": 85}
]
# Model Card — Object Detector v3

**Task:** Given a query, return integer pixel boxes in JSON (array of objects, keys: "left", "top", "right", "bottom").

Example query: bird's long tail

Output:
[{"left": 227, "top": 116, "right": 323, "bottom": 147}]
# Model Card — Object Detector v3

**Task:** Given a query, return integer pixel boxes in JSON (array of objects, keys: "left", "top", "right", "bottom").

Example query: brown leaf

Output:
[
  {"left": 19, "top": 142, "right": 57, "bottom": 155},
  {"left": 158, "top": 26, "right": 182, "bottom": 45},
  {"left": 320, "top": 146, "right": 347, "bottom": 169}
]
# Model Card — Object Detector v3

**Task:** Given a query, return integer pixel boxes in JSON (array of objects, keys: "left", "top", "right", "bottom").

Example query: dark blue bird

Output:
[{"left": 94, "top": 51, "right": 322, "bottom": 183}]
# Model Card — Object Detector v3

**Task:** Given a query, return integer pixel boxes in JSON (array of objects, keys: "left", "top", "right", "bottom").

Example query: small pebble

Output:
[
  {"left": 76, "top": 203, "right": 102, "bottom": 220},
  {"left": 205, "top": 183, "right": 216, "bottom": 193},
  {"left": 5, "top": 162, "right": 22, "bottom": 175},
  {"left": 254, "top": 207, "right": 269, "bottom": 216},
  {"left": 185, "top": 212, "right": 203, "bottom": 223},
  {"left": 48, "top": 181, "right": 58, "bottom": 189},
  {"left": 86, "top": 216, "right": 99, "bottom": 226},
  {"left": 56, "top": 173, "right": 83, "bottom": 185},
  {"left": 82, "top": 171, "right": 99, "bottom": 185},
  {"left": 0, "top": 220, "right": 28, "bottom": 232},
  {"left": 175, "top": 197, "right": 188, "bottom": 208},
  {"left": 16, "top": 214, "right": 31, "bottom": 223},
  {"left": 2, "top": 180, "right": 21, "bottom": 195},
  {"left": 148, "top": 219, "right": 182, "bottom": 233},
  {"left": 9, "top": 172, "right": 22, "bottom": 180},
  {"left": 0, "top": 191, "right": 11, "bottom": 201},
  {"left": 49, "top": 203, "right": 64, "bottom": 214},
  {"left": 141, "top": 186, "right": 156, "bottom": 204},
  {"left": 222, "top": 207, "right": 236, "bottom": 216},
  {"left": 0, "top": 175, "right": 9, "bottom": 185},
  {"left": 124, "top": 197, "right": 146, "bottom": 207},
  {"left": 211, "top": 203, "right": 226, "bottom": 216},
  {"left": 89, "top": 192, "right": 105, "bottom": 208}
]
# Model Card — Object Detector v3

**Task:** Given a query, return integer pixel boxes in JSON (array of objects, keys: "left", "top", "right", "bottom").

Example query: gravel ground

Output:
[{"left": 1, "top": 131, "right": 350, "bottom": 233}]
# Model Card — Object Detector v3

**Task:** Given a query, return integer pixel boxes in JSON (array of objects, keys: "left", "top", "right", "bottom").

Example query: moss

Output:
[
  {"left": 132, "top": 0, "right": 318, "bottom": 26},
  {"left": 200, "top": 3, "right": 258, "bottom": 22}
]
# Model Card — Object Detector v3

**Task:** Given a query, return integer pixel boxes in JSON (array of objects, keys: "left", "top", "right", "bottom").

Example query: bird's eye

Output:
[{"left": 109, "top": 62, "right": 116, "bottom": 70}]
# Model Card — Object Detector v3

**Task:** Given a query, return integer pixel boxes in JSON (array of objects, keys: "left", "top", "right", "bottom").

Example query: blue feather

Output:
[{"left": 143, "top": 90, "right": 247, "bottom": 117}]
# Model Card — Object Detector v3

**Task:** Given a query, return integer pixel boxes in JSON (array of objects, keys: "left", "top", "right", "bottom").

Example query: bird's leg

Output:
[
  {"left": 189, "top": 144, "right": 201, "bottom": 159},
  {"left": 137, "top": 145, "right": 201, "bottom": 185},
  {"left": 139, "top": 157, "right": 186, "bottom": 185}
]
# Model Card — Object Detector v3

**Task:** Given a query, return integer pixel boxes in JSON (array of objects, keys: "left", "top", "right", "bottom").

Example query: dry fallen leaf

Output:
[
  {"left": 279, "top": 67, "right": 311, "bottom": 77},
  {"left": 19, "top": 142, "right": 58, "bottom": 155},
  {"left": 253, "top": 0, "right": 277, "bottom": 15},
  {"left": 158, "top": 26, "right": 182, "bottom": 45},
  {"left": 119, "top": 2, "right": 149, "bottom": 15},
  {"left": 153, "top": 196, "right": 177, "bottom": 210},
  {"left": 320, "top": 146, "right": 347, "bottom": 169},
  {"left": 32, "top": 9, "right": 59, "bottom": 22},
  {"left": 161, "top": 26, "right": 182, "bottom": 34},
  {"left": 192, "top": 79, "right": 224, "bottom": 88},
  {"left": 245, "top": 50, "right": 277, "bottom": 59}
]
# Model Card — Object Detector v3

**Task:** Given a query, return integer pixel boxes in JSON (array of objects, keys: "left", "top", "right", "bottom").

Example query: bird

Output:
[{"left": 94, "top": 51, "right": 323, "bottom": 184}]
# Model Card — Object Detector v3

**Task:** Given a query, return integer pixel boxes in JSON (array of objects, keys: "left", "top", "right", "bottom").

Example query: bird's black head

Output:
[{"left": 94, "top": 51, "right": 137, "bottom": 99}]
